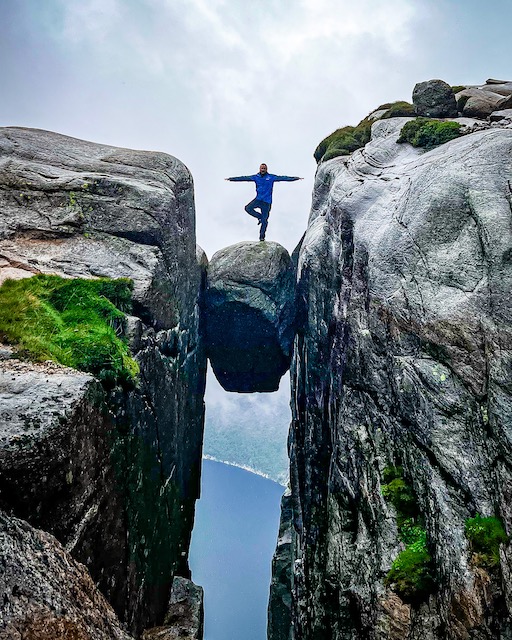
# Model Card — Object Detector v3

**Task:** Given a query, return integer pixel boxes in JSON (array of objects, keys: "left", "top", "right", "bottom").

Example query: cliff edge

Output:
[
  {"left": 0, "top": 127, "right": 206, "bottom": 637},
  {"left": 272, "top": 81, "right": 512, "bottom": 639}
]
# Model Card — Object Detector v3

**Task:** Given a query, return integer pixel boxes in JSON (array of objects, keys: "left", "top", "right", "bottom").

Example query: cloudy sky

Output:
[
  {"left": 2, "top": 1, "right": 511, "bottom": 476},
  {"left": 2, "top": 0, "right": 511, "bottom": 259}
]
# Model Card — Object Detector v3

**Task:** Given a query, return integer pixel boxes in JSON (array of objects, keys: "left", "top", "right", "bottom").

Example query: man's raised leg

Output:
[{"left": 245, "top": 198, "right": 262, "bottom": 221}]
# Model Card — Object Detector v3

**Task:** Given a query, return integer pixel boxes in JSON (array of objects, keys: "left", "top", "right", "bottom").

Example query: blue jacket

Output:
[{"left": 228, "top": 173, "right": 300, "bottom": 204}]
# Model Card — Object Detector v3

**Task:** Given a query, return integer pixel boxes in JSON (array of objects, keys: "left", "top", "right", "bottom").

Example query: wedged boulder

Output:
[
  {"left": 0, "top": 510, "right": 132, "bottom": 640},
  {"left": 0, "top": 128, "right": 207, "bottom": 636},
  {"left": 412, "top": 79, "right": 457, "bottom": 117},
  {"left": 273, "top": 114, "right": 512, "bottom": 638},
  {"left": 205, "top": 241, "right": 295, "bottom": 392}
]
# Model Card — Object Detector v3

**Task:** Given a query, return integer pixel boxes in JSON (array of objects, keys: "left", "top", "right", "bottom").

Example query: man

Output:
[{"left": 225, "top": 163, "right": 302, "bottom": 241}]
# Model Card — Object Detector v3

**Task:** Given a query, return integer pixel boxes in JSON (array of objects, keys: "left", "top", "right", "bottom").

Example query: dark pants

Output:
[{"left": 245, "top": 198, "right": 271, "bottom": 240}]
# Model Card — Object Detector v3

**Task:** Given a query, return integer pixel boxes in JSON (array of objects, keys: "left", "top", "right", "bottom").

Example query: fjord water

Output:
[{"left": 189, "top": 459, "right": 284, "bottom": 640}]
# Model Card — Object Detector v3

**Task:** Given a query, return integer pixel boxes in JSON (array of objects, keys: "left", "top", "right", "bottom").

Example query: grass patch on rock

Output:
[
  {"left": 397, "top": 117, "right": 462, "bottom": 150},
  {"left": 385, "top": 537, "right": 433, "bottom": 602},
  {"left": 381, "top": 101, "right": 416, "bottom": 118},
  {"left": 382, "top": 466, "right": 434, "bottom": 602},
  {"left": 381, "top": 466, "right": 419, "bottom": 522},
  {"left": 465, "top": 514, "right": 508, "bottom": 568},
  {"left": 314, "top": 101, "right": 416, "bottom": 164},
  {"left": 314, "top": 117, "right": 373, "bottom": 163},
  {"left": 0, "top": 274, "right": 138, "bottom": 387}
]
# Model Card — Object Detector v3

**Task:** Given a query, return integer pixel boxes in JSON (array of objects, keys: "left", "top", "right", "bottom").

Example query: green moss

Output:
[
  {"left": 451, "top": 85, "right": 466, "bottom": 94},
  {"left": 314, "top": 117, "right": 373, "bottom": 163},
  {"left": 465, "top": 514, "right": 508, "bottom": 568},
  {"left": 398, "top": 118, "right": 462, "bottom": 150},
  {"left": 381, "top": 101, "right": 416, "bottom": 118},
  {"left": 399, "top": 517, "right": 426, "bottom": 546},
  {"left": 68, "top": 191, "right": 78, "bottom": 207},
  {"left": 385, "top": 543, "right": 434, "bottom": 602},
  {"left": 382, "top": 465, "right": 403, "bottom": 483},
  {"left": 0, "top": 275, "right": 138, "bottom": 387},
  {"left": 381, "top": 466, "right": 418, "bottom": 519},
  {"left": 382, "top": 466, "right": 434, "bottom": 601},
  {"left": 382, "top": 478, "right": 419, "bottom": 520},
  {"left": 314, "top": 100, "right": 417, "bottom": 163}
]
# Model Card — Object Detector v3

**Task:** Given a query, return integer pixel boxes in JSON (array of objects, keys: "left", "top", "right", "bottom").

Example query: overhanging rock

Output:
[{"left": 205, "top": 241, "right": 295, "bottom": 393}]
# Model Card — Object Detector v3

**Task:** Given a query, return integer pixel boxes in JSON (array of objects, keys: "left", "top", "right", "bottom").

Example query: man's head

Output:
[{"left": 259, "top": 163, "right": 268, "bottom": 175}]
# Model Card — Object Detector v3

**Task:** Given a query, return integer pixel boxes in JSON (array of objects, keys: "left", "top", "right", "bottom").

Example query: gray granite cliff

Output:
[
  {"left": 0, "top": 127, "right": 206, "bottom": 638},
  {"left": 270, "top": 81, "right": 512, "bottom": 639}
]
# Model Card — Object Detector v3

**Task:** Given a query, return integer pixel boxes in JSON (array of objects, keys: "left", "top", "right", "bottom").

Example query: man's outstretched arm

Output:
[
  {"left": 273, "top": 176, "right": 303, "bottom": 181},
  {"left": 225, "top": 175, "right": 256, "bottom": 181}
]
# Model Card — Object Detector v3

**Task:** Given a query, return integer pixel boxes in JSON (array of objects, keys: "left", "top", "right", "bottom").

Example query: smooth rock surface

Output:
[
  {"left": 457, "top": 87, "right": 512, "bottom": 119},
  {"left": 412, "top": 79, "right": 457, "bottom": 117},
  {"left": 271, "top": 116, "right": 512, "bottom": 638},
  {"left": 0, "top": 510, "right": 132, "bottom": 640},
  {"left": 482, "top": 79, "right": 512, "bottom": 94},
  {"left": 205, "top": 241, "right": 295, "bottom": 392},
  {"left": 0, "top": 127, "right": 207, "bottom": 636},
  {"left": 0, "top": 126, "right": 199, "bottom": 328}
]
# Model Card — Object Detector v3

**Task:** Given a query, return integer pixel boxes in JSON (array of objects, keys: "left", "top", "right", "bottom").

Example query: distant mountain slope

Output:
[{"left": 203, "top": 368, "right": 291, "bottom": 486}]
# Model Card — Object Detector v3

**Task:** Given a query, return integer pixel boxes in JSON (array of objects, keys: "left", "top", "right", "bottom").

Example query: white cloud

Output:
[
  {"left": 265, "top": 0, "right": 417, "bottom": 62},
  {"left": 59, "top": 0, "right": 121, "bottom": 43},
  {"left": 20, "top": 0, "right": 432, "bottom": 258},
  {"left": 4, "top": 0, "right": 512, "bottom": 476}
]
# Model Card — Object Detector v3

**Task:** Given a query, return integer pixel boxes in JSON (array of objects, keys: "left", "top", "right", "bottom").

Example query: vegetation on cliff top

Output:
[
  {"left": 380, "top": 100, "right": 416, "bottom": 119},
  {"left": 315, "top": 99, "right": 464, "bottom": 163},
  {"left": 382, "top": 466, "right": 434, "bottom": 602},
  {"left": 314, "top": 118, "right": 373, "bottom": 163},
  {"left": 314, "top": 101, "right": 415, "bottom": 163},
  {"left": 465, "top": 514, "right": 508, "bottom": 568},
  {"left": 0, "top": 274, "right": 138, "bottom": 386},
  {"left": 397, "top": 117, "right": 463, "bottom": 150}
]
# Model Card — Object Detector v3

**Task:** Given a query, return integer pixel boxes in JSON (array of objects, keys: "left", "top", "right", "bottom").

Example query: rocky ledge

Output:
[
  {"left": 0, "top": 510, "right": 133, "bottom": 640},
  {"left": 0, "top": 127, "right": 206, "bottom": 637}
]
